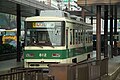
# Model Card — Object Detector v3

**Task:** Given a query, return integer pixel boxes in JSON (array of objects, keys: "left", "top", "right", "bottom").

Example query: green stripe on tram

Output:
[
  {"left": 24, "top": 50, "right": 68, "bottom": 59},
  {"left": 24, "top": 46, "right": 92, "bottom": 59}
]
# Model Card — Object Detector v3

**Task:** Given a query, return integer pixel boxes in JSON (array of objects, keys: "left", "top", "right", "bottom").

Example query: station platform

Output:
[
  {"left": 0, "top": 53, "right": 120, "bottom": 80},
  {"left": 0, "top": 59, "right": 23, "bottom": 74},
  {"left": 107, "top": 56, "right": 120, "bottom": 80}
]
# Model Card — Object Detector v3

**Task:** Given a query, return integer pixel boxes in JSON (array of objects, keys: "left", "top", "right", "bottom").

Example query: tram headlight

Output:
[
  {"left": 52, "top": 53, "right": 60, "bottom": 57},
  {"left": 26, "top": 53, "right": 34, "bottom": 57}
]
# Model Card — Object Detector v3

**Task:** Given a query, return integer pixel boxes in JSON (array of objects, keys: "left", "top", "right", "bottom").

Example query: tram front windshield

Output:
[{"left": 25, "top": 21, "right": 65, "bottom": 46}]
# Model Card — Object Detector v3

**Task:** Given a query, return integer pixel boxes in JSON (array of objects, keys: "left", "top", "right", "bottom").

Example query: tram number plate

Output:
[{"left": 39, "top": 53, "right": 47, "bottom": 57}]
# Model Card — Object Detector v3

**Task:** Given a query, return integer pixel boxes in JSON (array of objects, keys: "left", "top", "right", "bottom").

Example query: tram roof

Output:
[
  {"left": 25, "top": 16, "right": 68, "bottom": 21},
  {"left": 25, "top": 16, "right": 82, "bottom": 23}
]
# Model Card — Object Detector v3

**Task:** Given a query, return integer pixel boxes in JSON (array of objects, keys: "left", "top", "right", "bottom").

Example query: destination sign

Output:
[{"left": 32, "top": 22, "right": 55, "bottom": 28}]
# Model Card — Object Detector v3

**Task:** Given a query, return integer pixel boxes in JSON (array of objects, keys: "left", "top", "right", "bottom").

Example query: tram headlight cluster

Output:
[
  {"left": 26, "top": 53, "right": 34, "bottom": 57},
  {"left": 52, "top": 53, "right": 60, "bottom": 57}
]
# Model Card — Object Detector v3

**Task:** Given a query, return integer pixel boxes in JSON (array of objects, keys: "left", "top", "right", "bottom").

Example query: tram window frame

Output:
[
  {"left": 75, "top": 29, "right": 78, "bottom": 44},
  {"left": 88, "top": 32, "right": 91, "bottom": 43},
  {"left": 83, "top": 29, "right": 86, "bottom": 43},
  {"left": 70, "top": 29, "right": 73, "bottom": 45},
  {"left": 73, "top": 29, "right": 75, "bottom": 45},
  {"left": 66, "top": 29, "right": 68, "bottom": 48},
  {"left": 78, "top": 30, "right": 81, "bottom": 44},
  {"left": 25, "top": 21, "right": 65, "bottom": 46},
  {"left": 86, "top": 31, "right": 89, "bottom": 43},
  {"left": 88, "top": 32, "right": 90, "bottom": 43},
  {"left": 87, "top": 32, "right": 90, "bottom": 43},
  {"left": 85, "top": 34, "right": 87, "bottom": 43},
  {"left": 81, "top": 30, "right": 83, "bottom": 43},
  {"left": 90, "top": 32, "right": 93, "bottom": 43}
]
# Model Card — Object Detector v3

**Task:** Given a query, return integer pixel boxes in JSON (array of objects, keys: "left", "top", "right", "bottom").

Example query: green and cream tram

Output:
[{"left": 23, "top": 11, "right": 93, "bottom": 68}]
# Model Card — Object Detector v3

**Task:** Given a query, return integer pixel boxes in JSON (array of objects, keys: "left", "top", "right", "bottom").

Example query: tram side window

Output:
[
  {"left": 89, "top": 32, "right": 92, "bottom": 43},
  {"left": 81, "top": 30, "right": 83, "bottom": 43},
  {"left": 85, "top": 32, "right": 88, "bottom": 43},
  {"left": 78, "top": 30, "right": 80, "bottom": 44},
  {"left": 75, "top": 30, "right": 78, "bottom": 44},
  {"left": 88, "top": 32, "right": 90, "bottom": 43},
  {"left": 82, "top": 30, "right": 85, "bottom": 43},
  {"left": 73, "top": 29, "right": 75, "bottom": 44},
  {"left": 70, "top": 29, "right": 72, "bottom": 45}
]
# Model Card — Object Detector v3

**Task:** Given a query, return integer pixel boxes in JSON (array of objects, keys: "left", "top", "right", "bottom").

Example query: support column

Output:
[
  {"left": 110, "top": 5, "right": 113, "bottom": 58},
  {"left": 114, "top": 5, "right": 117, "bottom": 56},
  {"left": 91, "top": 16, "right": 93, "bottom": 25},
  {"left": 104, "top": 5, "right": 108, "bottom": 58},
  {"left": 91, "top": 6, "right": 93, "bottom": 25},
  {"left": 68, "top": 0, "right": 70, "bottom": 11},
  {"left": 96, "top": 5, "right": 101, "bottom": 60},
  {"left": 16, "top": 4, "right": 21, "bottom": 62}
]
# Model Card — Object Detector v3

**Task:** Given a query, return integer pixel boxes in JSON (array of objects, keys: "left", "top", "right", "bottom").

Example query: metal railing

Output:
[
  {"left": 0, "top": 58, "right": 108, "bottom": 80},
  {"left": 0, "top": 68, "right": 54, "bottom": 80},
  {"left": 49, "top": 58, "right": 108, "bottom": 80}
]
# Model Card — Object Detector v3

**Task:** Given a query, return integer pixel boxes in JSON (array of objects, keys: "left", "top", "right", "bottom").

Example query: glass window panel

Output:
[{"left": 25, "top": 21, "right": 65, "bottom": 46}]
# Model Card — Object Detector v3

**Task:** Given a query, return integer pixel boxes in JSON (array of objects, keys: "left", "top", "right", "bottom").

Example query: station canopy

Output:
[
  {"left": 77, "top": 0, "right": 120, "bottom": 19},
  {"left": 0, "top": 0, "right": 56, "bottom": 17}
]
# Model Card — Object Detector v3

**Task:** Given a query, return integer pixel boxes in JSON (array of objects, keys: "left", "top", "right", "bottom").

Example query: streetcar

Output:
[{"left": 23, "top": 10, "right": 93, "bottom": 68}]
